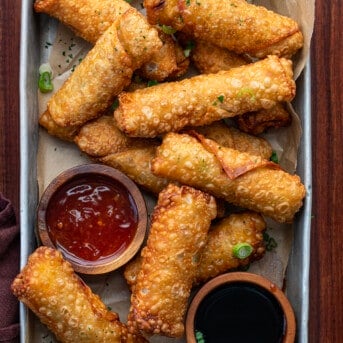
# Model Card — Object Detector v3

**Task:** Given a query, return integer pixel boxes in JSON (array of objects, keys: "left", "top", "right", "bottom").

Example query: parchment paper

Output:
[{"left": 34, "top": 1, "right": 314, "bottom": 341}]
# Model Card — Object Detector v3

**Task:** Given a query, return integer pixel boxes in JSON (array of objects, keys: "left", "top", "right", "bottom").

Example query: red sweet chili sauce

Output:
[{"left": 46, "top": 175, "right": 138, "bottom": 263}]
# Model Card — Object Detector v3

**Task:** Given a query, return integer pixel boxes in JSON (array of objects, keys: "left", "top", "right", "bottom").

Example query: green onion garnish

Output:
[
  {"left": 147, "top": 80, "right": 159, "bottom": 87},
  {"left": 270, "top": 151, "right": 279, "bottom": 164},
  {"left": 232, "top": 243, "right": 253, "bottom": 259},
  {"left": 110, "top": 98, "right": 119, "bottom": 111},
  {"left": 263, "top": 232, "right": 278, "bottom": 251},
  {"left": 183, "top": 40, "right": 195, "bottom": 57},
  {"left": 38, "top": 63, "right": 53, "bottom": 93},
  {"left": 195, "top": 330, "right": 205, "bottom": 343},
  {"left": 161, "top": 25, "right": 177, "bottom": 35}
]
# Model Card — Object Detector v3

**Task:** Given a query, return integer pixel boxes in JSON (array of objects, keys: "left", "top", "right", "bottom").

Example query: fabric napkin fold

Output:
[{"left": 0, "top": 193, "right": 20, "bottom": 343}]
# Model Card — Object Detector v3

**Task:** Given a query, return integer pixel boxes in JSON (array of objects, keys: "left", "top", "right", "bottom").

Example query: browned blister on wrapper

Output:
[
  {"left": 128, "top": 184, "right": 217, "bottom": 337},
  {"left": 152, "top": 132, "right": 306, "bottom": 223},
  {"left": 11, "top": 246, "right": 147, "bottom": 343},
  {"left": 144, "top": 0, "right": 303, "bottom": 58},
  {"left": 114, "top": 56, "right": 296, "bottom": 137}
]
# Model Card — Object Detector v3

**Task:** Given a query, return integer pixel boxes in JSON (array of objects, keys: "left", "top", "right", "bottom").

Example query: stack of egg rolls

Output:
[
  {"left": 39, "top": 8, "right": 162, "bottom": 141},
  {"left": 34, "top": 0, "right": 189, "bottom": 82},
  {"left": 144, "top": 0, "right": 303, "bottom": 58}
]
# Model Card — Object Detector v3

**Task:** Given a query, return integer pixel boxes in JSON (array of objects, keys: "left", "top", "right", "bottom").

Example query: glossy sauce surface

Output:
[
  {"left": 194, "top": 282, "right": 285, "bottom": 343},
  {"left": 46, "top": 175, "right": 138, "bottom": 263}
]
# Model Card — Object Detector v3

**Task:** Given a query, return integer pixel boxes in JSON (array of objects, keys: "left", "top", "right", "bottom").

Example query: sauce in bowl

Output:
[{"left": 46, "top": 175, "right": 138, "bottom": 264}]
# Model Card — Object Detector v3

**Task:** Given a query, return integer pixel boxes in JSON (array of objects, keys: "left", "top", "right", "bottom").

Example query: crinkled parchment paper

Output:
[{"left": 33, "top": 1, "right": 314, "bottom": 341}]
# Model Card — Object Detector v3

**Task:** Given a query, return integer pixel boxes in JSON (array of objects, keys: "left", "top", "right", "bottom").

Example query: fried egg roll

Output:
[
  {"left": 11, "top": 246, "right": 147, "bottom": 343},
  {"left": 46, "top": 8, "right": 161, "bottom": 128},
  {"left": 235, "top": 102, "right": 292, "bottom": 135},
  {"left": 152, "top": 132, "right": 306, "bottom": 223},
  {"left": 114, "top": 56, "right": 296, "bottom": 137},
  {"left": 74, "top": 115, "right": 155, "bottom": 158},
  {"left": 100, "top": 145, "right": 169, "bottom": 195},
  {"left": 144, "top": 0, "right": 303, "bottom": 58},
  {"left": 194, "top": 121, "right": 272, "bottom": 160},
  {"left": 34, "top": 0, "right": 188, "bottom": 81},
  {"left": 127, "top": 184, "right": 217, "bottom": 337},
  {"left": 189, "top": 42, "right": 292, "bottom": 134},
  {"left": 125, "top": 211, "right": 266, "bottom": 290}
]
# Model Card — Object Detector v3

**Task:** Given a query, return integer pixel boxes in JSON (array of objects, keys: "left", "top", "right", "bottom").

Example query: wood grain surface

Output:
[{"left": 0, "top": 0, "right": 342, "bottom": 341}]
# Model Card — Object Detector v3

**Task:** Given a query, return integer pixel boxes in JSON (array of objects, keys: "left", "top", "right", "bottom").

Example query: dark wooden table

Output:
[{"left": 1, "top": 0, "right": 342, "bottom": 341}]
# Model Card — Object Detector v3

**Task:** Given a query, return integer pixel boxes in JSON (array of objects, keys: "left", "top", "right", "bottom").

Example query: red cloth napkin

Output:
[{"left": 0, "top": 193, "right": 20, "bottom": 343}]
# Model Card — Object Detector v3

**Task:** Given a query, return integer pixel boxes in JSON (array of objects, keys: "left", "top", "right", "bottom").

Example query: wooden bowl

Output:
[
  {"left": 186, "top": 272, "right": 296, "bottom": 343},
  {"left": 37, "top": 164, "right": 147, "bottom": 274}
]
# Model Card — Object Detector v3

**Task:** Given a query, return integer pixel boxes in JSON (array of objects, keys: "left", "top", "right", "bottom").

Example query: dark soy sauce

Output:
[{"left": 194, "top": 282, "right": 285, "bottom": 343}]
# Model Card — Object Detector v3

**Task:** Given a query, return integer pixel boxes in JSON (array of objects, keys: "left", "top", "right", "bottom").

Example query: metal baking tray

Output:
[{"left": 19, "top": 0, "right": 312, "bottom": 341}]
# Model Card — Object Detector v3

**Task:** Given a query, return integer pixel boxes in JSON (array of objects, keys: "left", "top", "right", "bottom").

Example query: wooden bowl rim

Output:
[
  {"left": 186, "top": 272, "right": 296, "bottom": 343},
  {"left": 37, "top": 163, "right": 147, "bottom": 274}
]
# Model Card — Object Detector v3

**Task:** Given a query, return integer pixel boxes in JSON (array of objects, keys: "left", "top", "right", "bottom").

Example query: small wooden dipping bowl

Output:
[
  {"left": 37, "top": 164, "right": 147, "bottom": 274},
  {"left": 186, "top": 272, "right": 296, "bottom": 343}
]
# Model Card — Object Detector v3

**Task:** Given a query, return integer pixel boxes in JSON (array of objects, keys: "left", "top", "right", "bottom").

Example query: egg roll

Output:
[
  {"left": 125, "top": 211, "right": 266, "bottom": 290},
  {"left": 46, "top": 8, "right": 161, "bottom": 128},
  {"left": 127, "top": 184, "right": 217, "bottom": 337},
  {"left": 34, "top": 0, "right": 188, "bottom": 81},
  {"left": 235, "top": 102, "right": 292, "bottom": 135},
  {"left": 74, "top": 115, "right": 156, "bottom": 158},
  {"left": 11, "top": 246, "right": 147, "bottom": 343},
  {"left": 100, "top": 145, "right": 169, "bottom": 195},
  {"left": 114, "top": 56, "right": 296, "bottom": 137},
  {"left": 194, "top": 121, "right": 272, "bottom": 160},
  {"left": 144, "top": 0, "right": 303, "bottom": 58},
  {"left": 189, "top": 41, "right": 292, "bottom": 134},
  {"left": 151, "top": 132, "right": 306, "bottom": 223}
]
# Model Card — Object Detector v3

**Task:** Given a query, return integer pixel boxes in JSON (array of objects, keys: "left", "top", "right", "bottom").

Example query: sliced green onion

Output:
[
  {"left": 183, "top": 40, "right": 195, "bottom": 57},
  {"left": 147, "top": 80, "right": 159, "bottom": 87},
  {"left": 161, "top": 24, "right": 177, "bottom": 35},
  {"left": 195, "top": 330, "right": 205, "bottom": 343},
  {"left": 38, "top": 63, "right": 53, "bottom": 93},
  {"left": 270, "top": 151, "right": 279, "bottom": 164},
  {"left": 263, "top": 232, "right": 278, "bottom": 251},
  {"left": 232, "top": 243, "right": 253, "bottom": 259},
  {"left": 110, "top": 98, "right": 119, "bottom": 111},
  {"left": 217, "top": 95, "right": 224, "bottom": 103}
]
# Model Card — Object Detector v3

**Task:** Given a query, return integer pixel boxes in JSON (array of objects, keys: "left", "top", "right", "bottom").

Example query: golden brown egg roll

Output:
[
  {"left": 124, "top": 211, "right": 266, "bottom": 290},
  {"left": 151, "top": 132, "right": 306, "bottom": 223},
  {"left": 114, "top": 56, "right": 296, "bottom": 137},
  {"left": 34, "top": 0, "right": 188, "bottom": 81},
  {"left": 39, "top": 110, "right": 80, "bottom": 141},
  {"left": 100, "top": 145, "right": 170, "bottom": 195},
  {"left": 11, "top": 246, "right": 147, "bottom": 343},
  {"left": 189, "top": 41, "right": 292, "bottom": 134},
  {"left": 74, "top": 115, "right": 155, "bottom": 158},
  {"left": 190, "top": 40, "right": 250, "bottom": 74},
  {"left": 144, "top": 0, "right": 303, "bottom": 58},
  {"left": 235, "top": 102, "right": 292, "bottom": 135},
  {"left": 46, "top": 8, "right": 161, "bottom": 128},
  {"left": 127, "top": 184, "right": 217, "bottom": 337},
  {"left": 194, "top": 121, "right": 272, "bottom": 160}
]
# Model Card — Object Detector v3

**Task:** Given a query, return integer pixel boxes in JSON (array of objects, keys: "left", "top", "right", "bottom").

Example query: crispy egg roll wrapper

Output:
[
  {"left": 100, "top": 145, "right": 169, "bottom": 195},
  {"left": 194, "top": 121, "right": 272, "bottom": 160},
  {"left": 152, "top": 132, "right": 306, "bottom": 223},
  {"left": 47, "top": 8, "right": 161, "bottom": 128},
  {"left": 11, "top": 246, "right": 147, "bottom": 343},
  {"left": 34, "top": 0, "right": 188, "bottom": 81},
  {"left": 114, "top": 56, "right": 296, "bottom": 137},
  {"left": 74, "top": 115, "right": 156, "bottom": 157},
  {"left": 39, "top": 110, "right": 81, "bottom": 141},
  {"left": 235, "top": 102, "right": 292, "bottom": 135},
  {"left": 125, "top": 211, "right": 266, "bottom": 289},
  {"left": 144, "top": 0, "right": 303, "bottom": 58},
  {"left": 128, "top": 184, "right": 217, "bottom": 337},
  {"left": 190, "top": 41, "right": 292, "bottom": 133}
]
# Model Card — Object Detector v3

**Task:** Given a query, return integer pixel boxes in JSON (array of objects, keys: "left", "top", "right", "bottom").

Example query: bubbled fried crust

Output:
[
  {"left": 145, "top": 0, "right": 303, "bottom": 58},
  {"left": 195, "top": 212, "right": 266, "bottom": 284},
  {"left": 11, "top": 246, "right": 149, "bottom": 343},
  {"left": 152, "top": 133, "right": 306, "bottom": 223},
  {"left": 114, "top": 56, "right": 296, "bottom": 138},
  {"left": 128, "top": 184, "right": 217, "bottom": 337}
]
